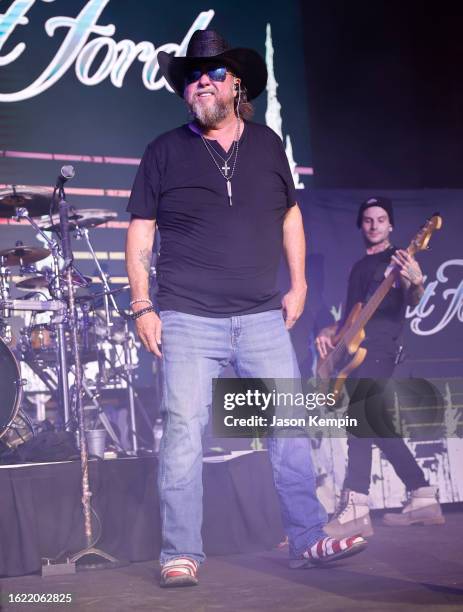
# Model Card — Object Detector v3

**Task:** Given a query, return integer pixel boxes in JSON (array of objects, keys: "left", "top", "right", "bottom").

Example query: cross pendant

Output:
[{"left": 222, "top": 160, "right": 229, "bottom": 176}]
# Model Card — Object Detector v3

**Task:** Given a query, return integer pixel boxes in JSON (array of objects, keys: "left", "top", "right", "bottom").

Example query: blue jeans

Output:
[{"left": 158, "top": 309, "right": 326, "bottom": 564}]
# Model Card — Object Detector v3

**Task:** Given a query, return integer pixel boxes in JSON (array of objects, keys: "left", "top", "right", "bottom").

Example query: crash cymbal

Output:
[
  {"left": 0, "top": 185, "right": 54, "bottom": 218},
  {"left": 16, "top": 272, "right": 92, "bottom": 290},
  {"left": 0, "top": 245, "right": 50, "bottom": 266},
  {"left": 35, "top": 208, "right": 118, "bottom": 231}
]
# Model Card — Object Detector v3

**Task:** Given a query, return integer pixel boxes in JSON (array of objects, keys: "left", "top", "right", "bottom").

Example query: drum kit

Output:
[{"left": 0, "top": 181, "right": 142, "bottom": 455}]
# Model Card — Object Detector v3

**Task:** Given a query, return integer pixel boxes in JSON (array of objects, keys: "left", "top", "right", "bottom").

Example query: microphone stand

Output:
[{"left": 54, "top": 185, "right": 119, "bottom": 570}]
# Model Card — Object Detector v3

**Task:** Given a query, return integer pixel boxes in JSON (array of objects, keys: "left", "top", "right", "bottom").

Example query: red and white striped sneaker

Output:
[
  {"left": 160, "top": 557, "right": 199, "bottom": 587},
  {"left": 289, "top": 535, "right": 367, "bottom": 568}
]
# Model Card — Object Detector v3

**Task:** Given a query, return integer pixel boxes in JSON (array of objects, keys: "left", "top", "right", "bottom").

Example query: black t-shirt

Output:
[
  {"left": 126, "top": 121, "right": 297, "bottom": 316},
  {"left": 343, "top": 246, "right": 406, "bottom": 353}
]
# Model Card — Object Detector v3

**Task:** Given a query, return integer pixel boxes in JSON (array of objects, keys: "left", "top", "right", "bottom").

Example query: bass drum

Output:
[{"left": 0, "top": 337, "right": 22, "bottom": 442}]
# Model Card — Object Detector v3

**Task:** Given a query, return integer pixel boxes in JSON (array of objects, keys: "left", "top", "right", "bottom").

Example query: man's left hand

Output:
[
  {"left": 391, "top": 249, "right": 423, "bottom": 286},
  {"left": 281, "top": 285, "right": 307, "bottom": 330}
]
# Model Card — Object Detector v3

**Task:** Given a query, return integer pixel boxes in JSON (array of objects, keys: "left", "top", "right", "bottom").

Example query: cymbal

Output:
[
  {"left": 0, "top": 245, "right": 50, "bottom": 266},
  {"left": 0, "top": 185, "right": 54, "bottom": 218},
  {"left": 16, "top": 272, "right": 92, "bottom": 290},
  {"left": 15, "top": 275, "right": 48, "bottom": 290},
  {"left": 35, "top": 208, "right": 118, "bottom": 231}
]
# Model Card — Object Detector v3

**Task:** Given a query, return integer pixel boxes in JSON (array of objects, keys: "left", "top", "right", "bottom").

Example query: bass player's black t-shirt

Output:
[
  {"left": 343, "top": 246, "right": 407, "bottom": 354},
  {"left": 126, "top": 121, "right": 297, "bottom": 317}
]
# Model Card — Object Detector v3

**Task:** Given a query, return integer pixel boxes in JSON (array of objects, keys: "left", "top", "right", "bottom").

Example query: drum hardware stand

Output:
[
  {"left": 18, "top": 356, "right": 59, "bottom": 427},
  {"left": 21, "top": 358, "right": 58, "bottom": 396},
  {"left": 76, "top": 226, "right": 142, "bottom": 455},
  {"left": 14, "top": 207, "right": 72, "bottom": 430},
  {"left": 96, "top": 327, "right": 150, "bottom": 454},
  {"left": 0, "top": 255, "right": 12, "bottom": 324},
  {"left": 98, "top": 351, "right": 154, "bottom": 446},
  {"left": 122, "top": 319, "right": 138, "bottom": 454},
  {"left": 80, "top": 300, "right": 92, "bottom": 352},
  {"left": 75, "top": 226, "right": 117, "bottom": 329},
  {"left": 0, "top": 318, "right": 12, "bottom": 344},
  {"left": 77, "top": 374, "right": 124, "bottom": 452}
]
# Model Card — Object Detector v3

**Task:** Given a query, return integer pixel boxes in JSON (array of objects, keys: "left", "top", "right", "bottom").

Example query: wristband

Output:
[
  {"left": 130, "top": 298, "right": 153, "bottom": 308},
  {"left": 131, "top": 305, "right": 156, "bottom": 320}
]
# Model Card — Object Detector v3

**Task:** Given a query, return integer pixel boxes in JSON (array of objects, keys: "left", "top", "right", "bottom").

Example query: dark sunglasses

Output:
[{"left": 185, "top": 66, "right": 228, "bottom": 85}]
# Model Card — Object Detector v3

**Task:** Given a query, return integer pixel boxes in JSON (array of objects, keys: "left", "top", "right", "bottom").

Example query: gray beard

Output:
[{"left": 189, "top": 95, "right": 233, "bottom": 129}]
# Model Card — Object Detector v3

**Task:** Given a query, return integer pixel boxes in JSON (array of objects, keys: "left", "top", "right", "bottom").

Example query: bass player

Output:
[{"left": 316, "top": 197, "right": 444, "bottom": 538}]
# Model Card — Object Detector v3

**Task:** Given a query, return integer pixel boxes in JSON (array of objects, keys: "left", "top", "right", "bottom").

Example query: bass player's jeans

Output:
[{"left": 158, "top": 309, "right": 327, "bottom": 564}]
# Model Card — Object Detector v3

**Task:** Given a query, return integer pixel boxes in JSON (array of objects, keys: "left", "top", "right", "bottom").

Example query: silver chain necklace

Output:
[{"left": 200, "top": 118, "right": 241, "bottom": 206}]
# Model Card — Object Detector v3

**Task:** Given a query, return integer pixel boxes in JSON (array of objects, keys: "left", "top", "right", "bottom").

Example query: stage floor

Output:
[{"left": 1, "top": 512, "right": 462, "bottom": 611}]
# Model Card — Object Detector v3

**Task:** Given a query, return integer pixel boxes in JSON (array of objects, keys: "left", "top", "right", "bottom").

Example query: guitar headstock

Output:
[{"left": 407, "top": 213, "right": 442, "bottom": 256}]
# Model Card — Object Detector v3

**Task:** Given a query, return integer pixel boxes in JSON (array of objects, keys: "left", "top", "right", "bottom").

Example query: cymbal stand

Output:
[
  {"left": 75, "top": 226, "right": 117, "bottom": 328},
  {"left": 76, "top": 226, "right": 140, "bottom": 454},
  {"left": 0, "top": 254, "right": 12, "bottom": 342},
  {"left": 14, "top": 207, "right": 72, "bottom": 429}
]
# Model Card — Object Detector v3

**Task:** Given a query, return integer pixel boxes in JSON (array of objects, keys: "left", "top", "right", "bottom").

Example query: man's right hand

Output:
[
  {"left": 133, "top": 307, "right": 162, "bottom": 358},
  {"left": 315, "top": 327, "right": 335, "bottom": 360}
]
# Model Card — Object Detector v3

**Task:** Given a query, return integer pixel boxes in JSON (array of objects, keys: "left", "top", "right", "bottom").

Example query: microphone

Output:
[
  {"left": 56, "top": 165, "right": 75, "bottom": 189},
  {"left": 57, "top": 166, "right": 75, "bottom": 268}
]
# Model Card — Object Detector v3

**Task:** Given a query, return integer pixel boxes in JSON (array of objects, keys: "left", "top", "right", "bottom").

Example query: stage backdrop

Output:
[
  {"left": 0, "top": 1, "right": 461, "bottom": 513},
  {"left": 0, "top": 1, "right": 461, "bottom": 384}
]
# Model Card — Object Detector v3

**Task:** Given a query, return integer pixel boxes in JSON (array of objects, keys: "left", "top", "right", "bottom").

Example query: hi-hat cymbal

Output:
[
  {"left": 0, "top": 245, "right": 50, "bottom": 266},
  {"left": 0, "top": 185, "right": 54, "bottom": 218},
  {"left": 16, "top": 272, "right": 92, "bottom": 290},
  {"left": 35, "top": 208, "right": 118, "bottom": 231}
]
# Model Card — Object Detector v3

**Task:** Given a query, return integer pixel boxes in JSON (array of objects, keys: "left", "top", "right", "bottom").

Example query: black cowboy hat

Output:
[{"left": 157, "top": 29, "right": 268, "bottom": 100}]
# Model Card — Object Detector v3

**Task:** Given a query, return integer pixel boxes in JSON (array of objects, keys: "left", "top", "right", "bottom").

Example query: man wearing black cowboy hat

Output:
[{"left": 125, "top": 29, "right": 366, "bottom": 587}]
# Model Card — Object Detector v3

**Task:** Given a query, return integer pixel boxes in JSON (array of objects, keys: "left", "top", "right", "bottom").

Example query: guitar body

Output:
[{"left": 317, "top": 302, "right": 368, "bottom": 395}]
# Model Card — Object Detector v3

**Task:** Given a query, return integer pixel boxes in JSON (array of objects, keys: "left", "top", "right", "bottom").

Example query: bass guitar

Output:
[{"left": 316, "top": 214, "right": 442, "bottom": 394}]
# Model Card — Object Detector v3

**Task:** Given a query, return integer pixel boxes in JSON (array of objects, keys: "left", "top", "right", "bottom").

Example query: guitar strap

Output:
[
  {"left": 366, "top": 247, "right": 400, "bottom": 300},
  {"left": 365, "top": 247, "right": 405, "bottom": 361}
]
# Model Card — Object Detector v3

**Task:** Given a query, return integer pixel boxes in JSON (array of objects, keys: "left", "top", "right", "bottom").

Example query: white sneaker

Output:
[{"left": 324, "top": 489, "right": 374, "bottom": 539}]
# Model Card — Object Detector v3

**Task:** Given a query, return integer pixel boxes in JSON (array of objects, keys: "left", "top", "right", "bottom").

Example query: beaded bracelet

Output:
[
  {"left": 129, "top": 298, "right": 153, "bottom": 307},
  {"left": 131, "top": 305, "right": 156, "bottom": 320}
]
